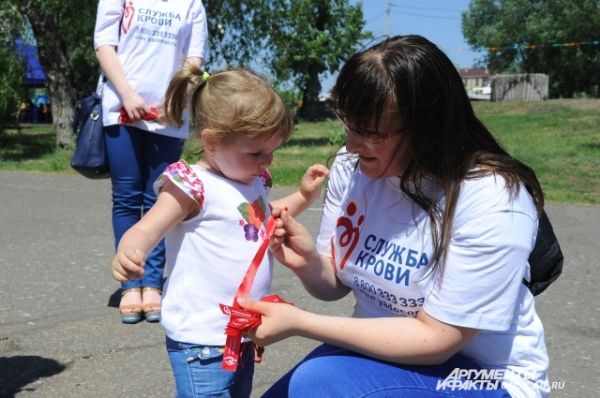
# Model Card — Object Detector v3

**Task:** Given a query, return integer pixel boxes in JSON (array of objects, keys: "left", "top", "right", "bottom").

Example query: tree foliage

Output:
[
  {"left": 3, "top": 0, "right": 99, "bottom": 148},
  {"left": 463, "top": 0, "right": 600, "bottom": 98},
  {"left": 205, "top": 0, "right": 370, "bottom": 120},
  {"left": 204, "top": 0, "right": 271, "bottom": 67},
  {"left": 267, "top": 0, "right": 370, "bottom": 120},
  {"left": 0, "top": 2, "right": 26, "bottom": 133},
  {"left": 3, "top": 0, "right": 370, "bottom": 147}
]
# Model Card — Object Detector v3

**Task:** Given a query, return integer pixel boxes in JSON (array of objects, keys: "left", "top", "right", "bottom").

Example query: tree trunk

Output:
[
  {"left": 298, "top": 64, "right": 323, "bottom": 121},
  {"left": 20, "top": 2, "right": 77, "bottom": 149},
  {"left": 297, "top": 3, "right": 328, "bottom": 122}
]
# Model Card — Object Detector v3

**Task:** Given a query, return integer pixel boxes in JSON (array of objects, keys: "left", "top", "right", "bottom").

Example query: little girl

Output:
[{"left": 111, "top": 65, "right": 328, "bottom": 397}]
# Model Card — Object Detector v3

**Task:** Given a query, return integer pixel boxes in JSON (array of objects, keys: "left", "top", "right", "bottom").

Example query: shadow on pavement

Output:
[
  {"left": 107, "top": 289, "right": 120, "bottom": 308},
  {"left": 0, "top": 356, "right": 67, "bottom": 397}
]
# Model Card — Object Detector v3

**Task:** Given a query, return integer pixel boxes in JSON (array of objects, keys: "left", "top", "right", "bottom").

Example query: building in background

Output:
[
  {"left": 459, "top": 67, "right": 491, "bottom": 101},
  {"left": 459, "top": 68, "right": 490, "bottom": 91}
]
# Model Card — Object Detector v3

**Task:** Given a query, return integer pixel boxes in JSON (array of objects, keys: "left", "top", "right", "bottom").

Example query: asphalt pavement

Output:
[{"left": 0, "top": 171, "right": 598, "bottom": 397}]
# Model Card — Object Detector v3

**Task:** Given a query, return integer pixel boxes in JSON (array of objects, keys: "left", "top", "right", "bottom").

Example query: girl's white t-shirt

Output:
[
  {"left": 154, "top": 161, "right": 273, "bottom": 345},
  {"left": 94, "top": 0, "right": 208, "bottom": 138},
  {"left": 316, "top": 151, "right": 550, "bottom": 398}
]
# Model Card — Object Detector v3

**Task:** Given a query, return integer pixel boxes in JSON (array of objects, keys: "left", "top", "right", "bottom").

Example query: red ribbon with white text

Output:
[{"left": 219, "top": 216, "right": 291, "bottom": 371}]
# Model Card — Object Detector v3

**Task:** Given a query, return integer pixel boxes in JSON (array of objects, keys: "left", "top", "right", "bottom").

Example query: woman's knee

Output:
[{"left": 287, "top": 356, "right": 345, "bottom": 396}]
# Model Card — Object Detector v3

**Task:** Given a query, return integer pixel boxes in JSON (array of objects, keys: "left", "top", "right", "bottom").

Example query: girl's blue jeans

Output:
[
  {"left": 105, "top": 125, "right": 184, "bottom": 290},
  {"left": 262, "top": 344, "right": 512, "bottom": 398},
  {"left": 166, "top": 336, "right": 255, "bottom": 398}
]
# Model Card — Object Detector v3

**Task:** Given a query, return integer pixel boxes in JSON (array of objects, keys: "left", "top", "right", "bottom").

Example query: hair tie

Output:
[{"left": 201, "top": 71, "right": 210, "bottom": 82}]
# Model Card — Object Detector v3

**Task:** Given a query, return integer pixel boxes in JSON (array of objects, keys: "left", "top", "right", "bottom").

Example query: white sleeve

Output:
[
  {"left": 315, "top": 148, "right": 357, "bottom": 255},
  {"left": 186, "top": 0, "right": 209, "bottom": 61},
  {"left": 423, "top": 178, "right": 538, "bottom": 331},
  {"left": 94, "top": 0, "right": 123, "bottom": 49}
]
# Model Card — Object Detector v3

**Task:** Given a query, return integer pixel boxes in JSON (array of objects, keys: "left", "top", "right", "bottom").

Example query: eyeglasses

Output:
[{"left": 334, "top": 110, "right": 399, "bottom": 148}]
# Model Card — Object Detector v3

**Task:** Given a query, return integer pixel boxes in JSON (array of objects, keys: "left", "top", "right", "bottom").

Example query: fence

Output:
[{"left": 491, "top": 73, "right": 549, "bottom": 102}]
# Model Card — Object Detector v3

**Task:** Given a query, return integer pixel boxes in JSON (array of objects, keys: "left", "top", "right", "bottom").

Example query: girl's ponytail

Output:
[{"left": 164, "top": 63, "right": 206, "bottom": 128}]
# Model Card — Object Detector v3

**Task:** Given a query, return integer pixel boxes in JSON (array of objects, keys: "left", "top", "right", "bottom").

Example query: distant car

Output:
[
  {"left": 318, "top": 92, "right": 331, "bottom": 102},
  {"left": 468, "top": 85, "right": 491, "bottom": 101},
  {"left": 472, "top": 85, "right": 491, "bottom": 95}
]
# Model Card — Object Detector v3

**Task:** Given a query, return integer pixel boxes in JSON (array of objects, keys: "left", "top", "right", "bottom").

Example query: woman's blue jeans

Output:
[
  {"left": 105, "top": 125, "right": 184, "bottom": 290},
  {"left": 263, "top": 344, "right": 512, "bottom": 398},
  {"left": 166, "top": 337, "right": 255, "bottom": 398}
]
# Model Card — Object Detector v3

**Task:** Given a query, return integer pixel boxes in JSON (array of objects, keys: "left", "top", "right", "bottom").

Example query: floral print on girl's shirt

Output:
[
  {"left": 156, "top": 160, "right": 205, "bottom": 206},
  {"left": 237, "top": 196, "right": 268, "bottom": 242}
]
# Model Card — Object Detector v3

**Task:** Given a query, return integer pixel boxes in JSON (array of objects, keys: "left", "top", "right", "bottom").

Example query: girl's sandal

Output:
[
  {"left": 142, "top": 287, "right": 162, "bottom": 323},
  {"left": 119, "top": 288, "right": 143, "bottom": 324}
]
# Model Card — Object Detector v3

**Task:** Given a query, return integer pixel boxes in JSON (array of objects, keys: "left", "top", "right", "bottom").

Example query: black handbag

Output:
[
  {"left": 71, "top": 90, "right": 110, "bottom": 179},
  {"left": 524, "top": 210, "right": 564, "bottom": 295}
]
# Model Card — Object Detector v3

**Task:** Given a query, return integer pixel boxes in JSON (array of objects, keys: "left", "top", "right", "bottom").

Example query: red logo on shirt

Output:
[
  {"left": 122, "top": 1, "right": 135, "bottom": 34},
  {"left": 332, "top": 202, "right": 364, "bottom": 270}
]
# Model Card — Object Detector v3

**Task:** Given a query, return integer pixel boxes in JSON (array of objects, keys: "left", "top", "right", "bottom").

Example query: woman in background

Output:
[{"left": 94, "top": 0, "right": 209, "bottom": 323}]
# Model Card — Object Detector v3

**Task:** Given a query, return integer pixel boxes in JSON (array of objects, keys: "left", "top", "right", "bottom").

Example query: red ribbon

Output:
[
  {"left": 219, "top": 216, "right": 291, "bottom": 371},
  {"left": 118, "top": 106, "right": 159, "bottom": 124}
]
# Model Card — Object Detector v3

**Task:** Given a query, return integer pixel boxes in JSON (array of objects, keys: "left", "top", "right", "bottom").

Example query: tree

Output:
[
  {"left": 5, "top": 0, "right": 98, "bottom": 148},
  {"left": 204, "top": 1, "right": 370, "bottom": 120},
  {"left": 204, "top": 0, "right": 271, "bottom": 67},
  {"left": 3, "top": 0, "right": 369, "bottom": 148},
  {"left": 0, "top": 2, "right": 26, "bottom": 133},
  {"left": 267, "top": 0, "right": 370, "bottom": 120},
  {"left": 463, "top": 0, "right": 600, "bottom": 98}
]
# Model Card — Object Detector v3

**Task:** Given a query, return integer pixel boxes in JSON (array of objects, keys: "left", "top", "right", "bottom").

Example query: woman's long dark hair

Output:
[{"left": 332, "top": 35, "right": 544, "bottom": 274}]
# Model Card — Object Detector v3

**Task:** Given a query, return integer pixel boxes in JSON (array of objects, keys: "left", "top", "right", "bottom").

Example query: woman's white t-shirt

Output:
[
  {"left": 316, "top": 151, "right": 550, "bottom": 398},
  {"left": 94, "top": 0, "right": 209, "bottom": 138}
]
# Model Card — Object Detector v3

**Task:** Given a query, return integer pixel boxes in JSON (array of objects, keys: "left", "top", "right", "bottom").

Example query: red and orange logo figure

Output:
[{"left": 332, "top": 201, "right": 365, "bottom": 270}]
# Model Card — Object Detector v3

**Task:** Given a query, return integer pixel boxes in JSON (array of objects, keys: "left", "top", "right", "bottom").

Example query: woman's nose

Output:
[{"left": 345, "top": 131, "right": 366, "bottom": 152}]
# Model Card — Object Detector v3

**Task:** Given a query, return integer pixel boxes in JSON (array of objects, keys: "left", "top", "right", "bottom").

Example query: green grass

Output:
[
  {"left": 264, "top": 119, "right": 342, "bottom": 185},
  {"left": 1, "top": 99, "right": 599, "bottom": 204},
  {"left": 0, "top": 124, "right": 72, "bottom": 172},
  {"left": 472, "top": 100, "right": 600, "bottom": 204}
]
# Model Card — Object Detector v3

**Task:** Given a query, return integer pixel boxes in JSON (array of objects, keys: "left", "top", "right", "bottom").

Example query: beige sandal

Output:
[
  {"left": 142, "top": 287, "right": 161, "bottom": 323},
  {"left": 119, "top": 288, "right": 143, "bottom": 324}
]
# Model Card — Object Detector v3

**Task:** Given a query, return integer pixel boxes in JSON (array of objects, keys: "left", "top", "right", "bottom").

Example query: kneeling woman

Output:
[{"left": 240, "top": 35, "right": 550, "bottom": 398}]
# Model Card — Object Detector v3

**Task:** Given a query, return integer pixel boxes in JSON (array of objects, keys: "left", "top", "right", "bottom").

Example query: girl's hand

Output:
[
  {"left": 269, "top": 208, "right": 318, "bottom": 271},
  {"left": 238, "top": 297, "right": 304, "bottom": 346},
  {"left": 299, "top": 164, "right": 329, "bottom": 203},
  {"left": 111, "top": 248, "right": 145, "bottom": 282}
]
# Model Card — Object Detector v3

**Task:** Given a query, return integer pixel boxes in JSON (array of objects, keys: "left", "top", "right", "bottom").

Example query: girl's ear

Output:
[{"left": 200, "top": 129, "right": 218, "bottom": 152}]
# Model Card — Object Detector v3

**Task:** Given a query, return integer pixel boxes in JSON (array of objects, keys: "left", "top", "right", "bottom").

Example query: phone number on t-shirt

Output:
[{"left": 353, "top": 276, "right": 424, "bottom": 307}]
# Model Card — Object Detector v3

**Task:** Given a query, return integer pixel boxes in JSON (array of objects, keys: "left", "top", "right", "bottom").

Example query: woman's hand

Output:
[
  {"left": 270, "top": 208, "right": 318, "bottom": 271},
  {"left": 238, "top": 297, "right": 304, "bottom": 346},
  {"left": 112, "top": 247, "right": 145, "bottom": 282},
  {"left": 121, "top": 91, "right": 150, "bottom": 122},
  {"left": 299, "top": 164, "right": 329, "bottom": 204},
  {"left": 95, "top": 45, "right": 150, "bottom": 122}
]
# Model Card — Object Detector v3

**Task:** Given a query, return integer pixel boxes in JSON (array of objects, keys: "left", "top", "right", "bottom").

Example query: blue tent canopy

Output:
[{"left": 14, "top": 38, "right": 46, "bottom": 86}]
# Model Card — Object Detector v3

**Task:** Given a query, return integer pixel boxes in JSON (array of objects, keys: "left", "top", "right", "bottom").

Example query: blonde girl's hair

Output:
[{"left": 164, "top": 64, "right": 293, "bottom": 145}]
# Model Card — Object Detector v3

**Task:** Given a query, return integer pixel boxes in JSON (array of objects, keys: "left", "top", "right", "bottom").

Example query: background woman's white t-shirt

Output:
[{"left": 94, "top": 0, "right": 209, "bottom": 138}]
